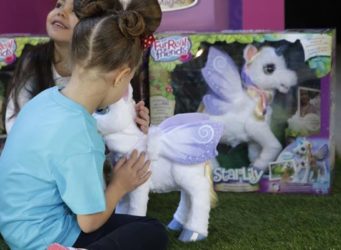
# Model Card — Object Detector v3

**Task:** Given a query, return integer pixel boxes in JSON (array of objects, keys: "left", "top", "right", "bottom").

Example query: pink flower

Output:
[
  {"left": 4, "top": 54, "right": 16, "bottom": 64},
  {"left": 165, "top": 85, "right": 173, "bottom": 93},
  {"left": 179, "top": 53, "right": 192, "bottom": 63}
]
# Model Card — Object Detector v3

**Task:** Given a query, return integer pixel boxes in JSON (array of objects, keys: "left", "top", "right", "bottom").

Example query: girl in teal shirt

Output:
[{"left": 0, "top": 0, "right": 168, "bottom": 249}]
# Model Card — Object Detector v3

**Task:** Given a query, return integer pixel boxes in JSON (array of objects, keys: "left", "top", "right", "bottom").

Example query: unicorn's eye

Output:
[
  {"left": 263, "top": 64, "right": 275, "bottom": 74},
  {"left": 95, "top": 107, "right": 109, "bottom": 115}
]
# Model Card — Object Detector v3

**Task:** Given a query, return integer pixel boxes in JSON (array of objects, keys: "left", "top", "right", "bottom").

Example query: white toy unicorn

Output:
[
  {"left": 292, "top": 138, "right": 328, "bottom": 184},
  {"left": 201, "top": 44, "right": 298, "bottom": 171},
  {"left": 93, "top": 85, "right": 223, "bottom": 242}
]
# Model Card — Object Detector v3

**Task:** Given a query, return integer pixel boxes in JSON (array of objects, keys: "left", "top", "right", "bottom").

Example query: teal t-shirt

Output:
[{"left": 0, "top": 87, "right": 106, "bottom": 250}]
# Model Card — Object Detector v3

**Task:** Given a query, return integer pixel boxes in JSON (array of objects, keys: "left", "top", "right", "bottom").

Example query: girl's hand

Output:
[
  {"left": 135, "top": 101, "right": 150, "bottom": 134},
  {"left": 76, "top": 151, "right": 151, "bottom": 233},
  {"left": 110, "top": 150, "right": 151, "bottom": 194}
]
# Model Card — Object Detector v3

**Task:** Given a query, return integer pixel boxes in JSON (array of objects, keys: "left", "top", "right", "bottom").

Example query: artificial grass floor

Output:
[
  {"left": 148, "top": 160, "right": 341, "bottom": 250},
  {"left": 1, "top": 161, "right": 340, "bottom": 250}
]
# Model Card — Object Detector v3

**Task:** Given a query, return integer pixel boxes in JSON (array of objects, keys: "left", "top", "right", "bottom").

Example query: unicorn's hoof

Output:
[
  {"left": 167, "top": 218, "right": 183, "bottom": 231},
  {"left": 178, "top": 228, "right": 206, "bottom": 242}
]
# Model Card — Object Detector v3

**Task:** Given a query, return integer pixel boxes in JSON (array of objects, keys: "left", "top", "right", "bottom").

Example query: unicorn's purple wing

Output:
[
  {"left": 203, "top": 91, "right": 232, "bottom": 115},
  {"left": 314, "top": 144, "right": 329, "bottom": 160},
  {"left": 158, "top": 112, "right": 211, "bottom": 131},
  {"left": 147, "top": 113, "right": 224, "bottom": 165},
  {"left": 201, "top": 47, "right": 243, "bottom": 115}
]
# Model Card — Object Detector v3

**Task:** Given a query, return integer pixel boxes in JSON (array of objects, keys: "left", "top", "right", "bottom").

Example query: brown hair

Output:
[
  {"left": 6, "top": 41, "right": 55, "bottom": 121},
  {"left": 71, "top": 0, "right": 161, "bottom": 72}
]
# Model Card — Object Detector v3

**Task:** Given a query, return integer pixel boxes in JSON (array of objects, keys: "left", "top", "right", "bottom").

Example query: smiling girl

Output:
[{"left": 5, "top": 0, "right": 150, "bottom": 134}]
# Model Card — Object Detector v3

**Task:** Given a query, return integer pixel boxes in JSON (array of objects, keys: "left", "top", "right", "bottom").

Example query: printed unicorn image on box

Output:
[{"left": 148, "top": 30, "right": 335, "bottom": 194}]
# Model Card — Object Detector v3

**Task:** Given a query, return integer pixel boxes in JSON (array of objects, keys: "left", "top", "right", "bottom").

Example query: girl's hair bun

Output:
[
  {"left": 117, "top": 10, "right": 145, "bottom": 39},
  {"left": 74, "top": 0, "right": 114, "bottom": 19},
  {"left": 126, "top": 0, "right": 162, "bottom": 36}
]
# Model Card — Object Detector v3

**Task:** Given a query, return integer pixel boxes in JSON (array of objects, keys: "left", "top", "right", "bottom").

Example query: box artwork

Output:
[{"left": 148, "top": 30, "right": 336, "bottom": 194}]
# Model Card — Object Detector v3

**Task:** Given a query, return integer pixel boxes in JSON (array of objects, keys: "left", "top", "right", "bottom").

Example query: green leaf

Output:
[{"left": 308, "top": 56, "right": 331, "bottom": 78}]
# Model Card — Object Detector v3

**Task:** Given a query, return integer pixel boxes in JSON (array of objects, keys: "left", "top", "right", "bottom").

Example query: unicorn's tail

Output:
[{"left": 204, "top": 161, "right": 218, "bottom": 208}]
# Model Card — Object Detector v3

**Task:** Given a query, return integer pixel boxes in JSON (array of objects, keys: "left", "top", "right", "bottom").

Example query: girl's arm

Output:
[
  {"left": 76, "top": 150, "right": 151, "bottom": 233},
  {"left": 5, "top": 82, "right": 33, "bottom": 133},
  {"left": 5, "top": 96, "right": 16, "bottom": 133}
]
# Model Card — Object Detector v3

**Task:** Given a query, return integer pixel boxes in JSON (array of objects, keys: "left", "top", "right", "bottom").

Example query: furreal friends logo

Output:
[
  {"left": 151, "top": 36, "right": 191, "bottom": 62},
  {"left": 213, "top": 167, "right": 264, "bottom": 185},
  {"left": 0, "top": 39, "right": 17, "bottom": 64},
  {"left": 158, "top": 0, "right": 198, "bottom": 11}
]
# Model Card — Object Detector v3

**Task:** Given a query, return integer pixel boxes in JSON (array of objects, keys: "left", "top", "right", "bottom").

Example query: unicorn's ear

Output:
[{"left": 243, "top": 44, "right": 258, "bottom": 63}]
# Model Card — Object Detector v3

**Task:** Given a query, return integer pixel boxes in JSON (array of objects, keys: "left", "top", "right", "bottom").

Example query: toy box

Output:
[
  {"left": 0, "top": 35, "right": 48, "bottom": 147},
  {"left": 157, "top": 0, "right": 284, "bottom": 32},
  {"left": 148, "top": 30, "right": 336, "bottom": 194}
]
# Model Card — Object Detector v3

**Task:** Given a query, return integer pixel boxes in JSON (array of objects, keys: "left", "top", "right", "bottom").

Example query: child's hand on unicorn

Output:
[{"left": 110, "top": 150, "right": 151, "bottom": 194}]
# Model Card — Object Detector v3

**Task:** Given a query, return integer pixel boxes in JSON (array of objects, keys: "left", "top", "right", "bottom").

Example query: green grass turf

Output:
[{"left": 1, "top": 160, "right": 340, "bottom": 250}]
